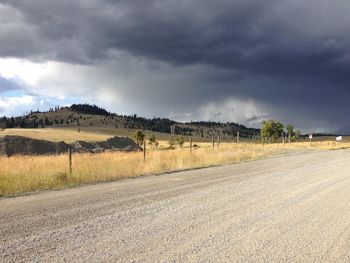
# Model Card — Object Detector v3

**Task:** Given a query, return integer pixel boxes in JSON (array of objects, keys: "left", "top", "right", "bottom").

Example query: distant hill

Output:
[{"left": 0, "top": 104, "right": 261, "bottom": 139}]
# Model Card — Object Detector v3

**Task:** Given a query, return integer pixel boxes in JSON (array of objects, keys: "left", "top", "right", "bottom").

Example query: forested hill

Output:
[
  {"left": 70, "top": 104, "right": 111, "bottom": 116},
  {"left": 0, "top": 104, "right": 260, "bottom": 139}
]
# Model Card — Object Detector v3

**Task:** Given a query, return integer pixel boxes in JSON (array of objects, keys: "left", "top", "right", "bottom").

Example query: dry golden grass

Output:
[
  {"left": 0, "top": 127, "right": 196, "bottom": 144},
  {"left": 0, "top": 141, "right": 349, "bottom": 197},
  {"left": 0, "top": 128, "right": 112, "bottom": 142}
]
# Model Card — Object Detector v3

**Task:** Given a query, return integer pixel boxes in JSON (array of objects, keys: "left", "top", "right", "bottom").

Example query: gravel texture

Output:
[{"left": 1, "top": 149, "right": 350, "bottom": 262}]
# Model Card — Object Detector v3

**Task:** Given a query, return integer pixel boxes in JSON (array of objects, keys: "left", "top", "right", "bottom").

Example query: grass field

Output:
[
  {"left": 0, "top": 127, "right": 193, "bottom": 149},
  {"left": 0, "top": 128, "right": 112, "bottom": 142},
  {"left": 1, "top": 128, "right": 350, "bottom": 197},
  {"left": 1, "top": 138, "right": 350, "bottom": 197},
  {"left": 0, "top": 127, "right": 204, "bottom": 143}
]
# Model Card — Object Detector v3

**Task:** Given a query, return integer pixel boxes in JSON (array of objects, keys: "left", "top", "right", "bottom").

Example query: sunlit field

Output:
[
  {"left": 0, "top": 128, "right": 111, "bottom": 142},
  {"left": 0, "top": 127, "right": 201, "bottom": 143},
  {"left": 1, "top": 140, "right": 349, "bottom": 197}
]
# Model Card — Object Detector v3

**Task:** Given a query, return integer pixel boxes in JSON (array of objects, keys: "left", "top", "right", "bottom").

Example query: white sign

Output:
[
  {"left": 336, "top": 136, "right": 343, "bottom": 142},
  {"left": 309, "top": 134, "right": 313, "bottom": 139}
]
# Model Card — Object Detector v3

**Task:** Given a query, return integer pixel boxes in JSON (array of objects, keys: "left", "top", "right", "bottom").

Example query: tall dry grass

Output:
[{"left": 0, "top": 141, "right": 349, "bottom": 197}]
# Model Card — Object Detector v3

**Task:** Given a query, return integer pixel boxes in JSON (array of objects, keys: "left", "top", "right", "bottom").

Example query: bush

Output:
[
  {"left": 148, "top": 133, "right": 159, "bottom": 149},
  {"left": 133, "top": 130, "right": 145, "bottom": 146},
  {"left": 176, "top": 136, "right": 185, "bottom": 148}
]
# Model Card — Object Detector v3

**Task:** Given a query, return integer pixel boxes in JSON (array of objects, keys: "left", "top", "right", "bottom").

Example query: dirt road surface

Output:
[{"left": 1, "top": 149, "right": 350, "bottom": 262}]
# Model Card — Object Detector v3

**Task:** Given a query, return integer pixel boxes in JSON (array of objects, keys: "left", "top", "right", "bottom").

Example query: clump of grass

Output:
[
  {"left": 55, "top": 172, "right": 68, "bottom": 183},
  {"left": 0, "top": 141, "right": 349, "bottom": 197}
]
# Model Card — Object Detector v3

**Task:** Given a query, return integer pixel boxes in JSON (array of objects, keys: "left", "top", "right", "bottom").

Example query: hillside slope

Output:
[{"left": 0, "top": 104, "right": 260, "bottom": 140}]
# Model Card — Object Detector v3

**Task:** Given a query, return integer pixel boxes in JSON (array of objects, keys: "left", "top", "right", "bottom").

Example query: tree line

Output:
[{"left": 261, "top": 120, "right": 301, "bottom": 143}]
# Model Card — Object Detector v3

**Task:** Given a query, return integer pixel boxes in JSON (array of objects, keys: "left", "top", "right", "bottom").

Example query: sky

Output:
[{"left": 0, "top": 0, "right": 350, "bottom": 133}]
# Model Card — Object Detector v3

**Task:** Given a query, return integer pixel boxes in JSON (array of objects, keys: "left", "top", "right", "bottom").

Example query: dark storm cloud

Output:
[
  {"left": 0, "top": 75, "right": 25, "bottom": 93},
  {"left": 1, "top": 0, "right": 350, "bottom": 132},
  {"left": 3, "top": 0, "right": 350, "bottom": 72}
]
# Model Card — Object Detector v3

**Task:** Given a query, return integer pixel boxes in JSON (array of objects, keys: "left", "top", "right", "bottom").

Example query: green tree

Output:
[
  {"left": 44, "top": 117, "right": 50, "bottom": 126},
  {"left": 148, "top": 133, "right": 159, "bottom": 149},
  {"left": 261, "top": 120, "right": 284, "bottom": 142},
  {"left": 292, "top": 130, "right": 301, "bottom": 142},
  {"left": 176, "top": 136, "right": 185, "bottom": 148},
  {"left": 286, "top": 124, "right": 294, "bottom": 136},
  {"left": 133, "top": 130, "right": 145, "bottom": 146}
]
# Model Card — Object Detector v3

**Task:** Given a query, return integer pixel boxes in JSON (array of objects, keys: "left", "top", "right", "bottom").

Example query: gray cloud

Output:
[
  {"left": 0, "top": 75, "right": 26, "bottom": 93},
  {"left": 0, "top": 0, "right": 350, "bottom": 132}
]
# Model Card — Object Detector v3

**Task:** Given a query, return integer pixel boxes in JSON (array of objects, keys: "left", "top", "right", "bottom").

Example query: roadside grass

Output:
[{"left": 0, "top": 141, "right": 349, "bottom": 197}]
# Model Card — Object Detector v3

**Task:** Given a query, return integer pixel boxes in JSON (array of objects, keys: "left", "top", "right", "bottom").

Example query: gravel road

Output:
[{"left": 1, "top": 149, "right": 350, "bottom": 262}]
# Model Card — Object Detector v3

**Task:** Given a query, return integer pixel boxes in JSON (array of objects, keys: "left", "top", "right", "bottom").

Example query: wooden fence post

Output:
[
  {"left": 190, "top": 137, "right": 193, "bottom": 153},
  {"left": 237, "top": 131, "right": 240, "bottom": 143},
  {"left": 68, "top": 147, "right": 72, "bottom": 176},
  {"left": 143, "top": 140, "right": 146, "bottom": 162},
  {"left": 217, "top": 135, "right": 220, "bottom": 149},
  {"left": 212, "top": 136, "right": 214, "bottom": 150},
  {"left": 169, "top": 136, "right": 173, "bottom": 149}
]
